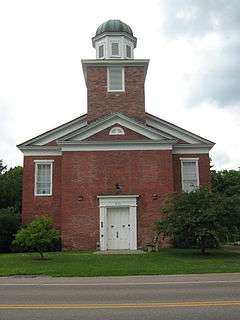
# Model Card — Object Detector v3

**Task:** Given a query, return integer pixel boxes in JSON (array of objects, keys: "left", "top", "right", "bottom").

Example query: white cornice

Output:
[
  {"left": 146, "top": 113, "right": 215, "bottom": 146},
  {"left": 173, "top": 144, "right": 212, "bottom": 154},
  {"left": 17, "top": 115, "right": 87, "bottom": 147},
  {"left": 81, "top": 59, "right": 149, "bottom": 85},
  {"left": 19, "top": 146, "right": 62, "bottom": 156},
  {"left": 60, "top": 140, "right": 173, "bottom": 151},
  {"left": 60, "top": 112, "right": 172, "bottom": 142}
]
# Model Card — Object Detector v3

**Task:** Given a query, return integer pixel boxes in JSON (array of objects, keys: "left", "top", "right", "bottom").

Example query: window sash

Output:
[
  {"left": 111, "top": 42, "right": 119, "bottom": 56},
  {"left": 35, "top": 161, "right": 53, "bottom": 196},
  {"left": 98, "top": 45, "right": 104, "bottom": 58},
  {"left": 181, "top": 159, "right": 199, "bottom": 192},
  {"left": 108, "top": 67, "right": 124, "bottom": 91},
  {"left": 126, "top": 45, "right": 131, "bottom": 58}
]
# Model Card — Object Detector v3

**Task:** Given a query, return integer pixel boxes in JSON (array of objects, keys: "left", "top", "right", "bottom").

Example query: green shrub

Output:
[
  {"left": 0, "top": 208, "right": 20, "bottom": 252},
  {"left": 12, "top": 215, "right": 60, "bottom": 259}
]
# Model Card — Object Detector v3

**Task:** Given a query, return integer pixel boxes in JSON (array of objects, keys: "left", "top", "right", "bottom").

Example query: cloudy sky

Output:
[{"left": 0, "top": 0, "right": 239, "bottom": 170}]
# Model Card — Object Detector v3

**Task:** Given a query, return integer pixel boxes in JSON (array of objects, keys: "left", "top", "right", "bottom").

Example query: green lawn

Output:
[{"left": 0, "top": 249, "right": 240, "bottom": 277}]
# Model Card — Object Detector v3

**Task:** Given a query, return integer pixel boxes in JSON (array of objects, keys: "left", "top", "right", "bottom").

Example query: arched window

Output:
[{"left": 109, "top": 126, "right": 125, "bottom": 135}]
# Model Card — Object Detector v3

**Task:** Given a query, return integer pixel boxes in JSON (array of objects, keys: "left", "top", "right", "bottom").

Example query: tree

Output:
[
  {"left": 0, "top": 208, "right": 20, "bottom": 252},
  {"left": 0, "top": 166, "right": 22, "bottom": 211},
  {"left": 0, "top": 160, "right": 7, "bottom": 174},
  {"left": 211, "top": 169, "right": 240, "bottom": 196},
  {"left": 155, "top": 188, "right": 240, "bottom": 254},
  {"left": 12, "top": 215, "right": 60, "bottom": 259}
]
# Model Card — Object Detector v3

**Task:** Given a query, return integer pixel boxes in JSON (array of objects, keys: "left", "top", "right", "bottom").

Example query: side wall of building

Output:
[
  {"left": 173, "top": 154, "right": 211, "bottom": 192},
  {"left": 22, "top": 156, "right": 62, "bottom": 229}
]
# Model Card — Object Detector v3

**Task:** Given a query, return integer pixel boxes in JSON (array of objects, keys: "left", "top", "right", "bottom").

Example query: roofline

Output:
[
  {"left": 57, "top": 139, "right": 177, "bottom": 146},
  {"left": 81, "top": 59, "right": 149, "bottom": 86},
  {"left": 146, "top": 112, "right": 215, "bottom": 145},
  {"left": 17, "top": 114, "right": 87, "bottom": 148},
  {"left": 92, "top": 32, "right": 137, "bottom": 48},
  {"left": 59, "top": 112, "right": 169, "bottom": 141}
]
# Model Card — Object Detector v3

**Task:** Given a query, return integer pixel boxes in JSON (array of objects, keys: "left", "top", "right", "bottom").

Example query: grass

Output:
[{"left": 0, "top": 249, "right": 240, "bottom": 277}]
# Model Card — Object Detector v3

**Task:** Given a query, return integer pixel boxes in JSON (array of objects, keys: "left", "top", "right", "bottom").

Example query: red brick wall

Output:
[
  {"left": 173, "top": 154, "right": 211, "bottom": 192},
  {"left": 22, "top": 156, "right": 62, "bottom": 229},
  {"left": 21, "top": 151, "right": 211, "bottom": 250},
  {"left": 86, "top": 66, "right": 146, "bottom": 123},
  {"left": 60, "top": 150, "right": 174, "bottom": 250},
  {"left": 86, "top": 125, "right": 150, "bottom": 141}
]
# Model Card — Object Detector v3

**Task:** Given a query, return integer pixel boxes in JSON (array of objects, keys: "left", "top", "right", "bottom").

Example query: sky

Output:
[{"left": 0, "top": 0, "right": 239, "bottom": 170}]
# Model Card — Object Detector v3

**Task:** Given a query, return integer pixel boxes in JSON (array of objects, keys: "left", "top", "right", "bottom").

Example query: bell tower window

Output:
[
  {"left": 111, "top": 42, "right": 120, "bottom": 56},
  {"left": 98, "top": 44, "right": 104, "bottom": 58},
  {"left": 126, "top": 45, "right": 132, "bottom": 58},
  {"left": 107, "top": 67, "right": 125, "bottom": 92}
]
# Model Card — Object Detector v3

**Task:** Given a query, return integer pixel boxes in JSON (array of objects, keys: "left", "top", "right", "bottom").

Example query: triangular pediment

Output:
[
  {"left": 58, "top": 113, "right": 174, "bottom": 143},
  {"left": 146, "top": 113, "right": 215, "bottom": 145}
]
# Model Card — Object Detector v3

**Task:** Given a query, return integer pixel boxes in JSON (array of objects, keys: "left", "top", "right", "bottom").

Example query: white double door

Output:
[{"left": 107, "top": 207, "right": 130, "bottom": 250}]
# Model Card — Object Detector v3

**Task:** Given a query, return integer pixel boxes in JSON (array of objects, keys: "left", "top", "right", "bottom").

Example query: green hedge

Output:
[{"left": 0, "top": 208, "right": 20, "bottom": 252}]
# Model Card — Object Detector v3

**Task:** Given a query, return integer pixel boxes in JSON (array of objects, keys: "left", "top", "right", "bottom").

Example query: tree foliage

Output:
[
  {"left": 0, "top": 163, "right": 22, "bottom": 212},
  {"left": 0, "top": 160, "right": 7, "bottom": 174},
  {"left": 211, "top": 169, "right": 240, "bottom": 196},
  {"left": 156, "top": 188, "right": 240, "bottom": 254},
  {"left": 0, "top": 208, "right": 20, "bottom": 252},
  {"left": 12, "top": 215, "right": 60, "bottom": 259}
]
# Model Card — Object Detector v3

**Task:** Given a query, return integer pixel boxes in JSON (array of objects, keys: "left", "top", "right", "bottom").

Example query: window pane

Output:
[
  {"left": 182, "top": 161, "right": 198, "bottom": 192},
  {"left": 126, "top": 45, "right": 131, "bottom": 58},
  {"left": 99, "top": 45, "right": 104, "bottom": 58},
  {"left": 108, "top": 67, "right": 123, "bottom": 91},
  {"left": 36, "top": 163, "right": 51, "bottom": 195},
  {"left": 111, "top": 43, "right": 119, "bottom": 56}
]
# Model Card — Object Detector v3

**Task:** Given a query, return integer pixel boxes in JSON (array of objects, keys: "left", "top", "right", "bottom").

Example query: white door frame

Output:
[{"left": 98, "top": 195, "right": 139, "bottom": 251}]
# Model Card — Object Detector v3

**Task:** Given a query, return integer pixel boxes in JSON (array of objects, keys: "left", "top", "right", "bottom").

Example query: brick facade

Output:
[
  {"left": 22, "top": 150, "right": 211, "bottom": 250},
  {"left": 87, "top": 66, "right": 146, "bottom": 123}
]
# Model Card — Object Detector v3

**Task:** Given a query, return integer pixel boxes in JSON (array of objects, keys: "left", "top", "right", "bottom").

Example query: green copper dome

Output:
[{"left": 96, "top": 19, "right": 133, "bottom": 36}]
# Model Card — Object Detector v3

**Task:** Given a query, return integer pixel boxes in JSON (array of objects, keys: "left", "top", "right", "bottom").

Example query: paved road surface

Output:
[{"left": 1, "top": 273, "right": 240, "bottom": 319}]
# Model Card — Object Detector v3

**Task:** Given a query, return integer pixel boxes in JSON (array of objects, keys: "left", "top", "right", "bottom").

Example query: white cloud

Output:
[{"left": 0, "top": 0, "right": 239, "bottom": 170}]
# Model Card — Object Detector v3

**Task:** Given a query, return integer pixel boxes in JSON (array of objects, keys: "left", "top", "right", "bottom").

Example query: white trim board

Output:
[
  {"left": 60, "top": 113, "right": 173, "bottom": 142},
  {"left": 98, "top": 195, "right": 138, "bottom": 251},
  {"left": 17, "top": 115, "right": 87, "bottom": 148},
  {"left": 60, "top": 143, "right": 173, "bottom": 152},
  {"left": 146, "top": 113, "right": 215, "bottom": 146}
]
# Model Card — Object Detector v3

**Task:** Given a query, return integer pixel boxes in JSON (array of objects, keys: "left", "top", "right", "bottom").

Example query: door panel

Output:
[{"left": 107, "top": 207, "right": 130, "bottom": 250}]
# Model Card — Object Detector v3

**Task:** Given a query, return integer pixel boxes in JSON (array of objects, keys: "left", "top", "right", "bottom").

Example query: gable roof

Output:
[
  {"left": 146, "top": 113, "right": 215, "bottom": 145},
  {"left": 17, "top": 111, "right": 215, "bottom": 154},
  {"left": 17, "top": 114, "right": 87, "bottom": 147},
  {"left": 58, "top": 112, "right": 174, "bottom": 143}
]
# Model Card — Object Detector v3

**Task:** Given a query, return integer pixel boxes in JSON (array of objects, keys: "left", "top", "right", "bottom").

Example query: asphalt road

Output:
[{"left": 1, "top": 273, "right": 240, "bottom": 320}]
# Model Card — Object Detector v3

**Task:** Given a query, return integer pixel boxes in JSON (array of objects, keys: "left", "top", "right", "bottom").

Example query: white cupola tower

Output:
[{"left": 92, "top": 19, "right": 137, "bottom": 59}]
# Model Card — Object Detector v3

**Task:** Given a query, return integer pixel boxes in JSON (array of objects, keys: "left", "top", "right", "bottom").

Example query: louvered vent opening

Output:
[
  {"left": 108, "top": 67, "right": 124, "bottom": 91},
  {"left": 98, "top": 45, "right": 104, "bottom": 58},
  {"left": 126, "top": 45, "right": 131, "bottom": 58},
  {"left": 111, "top": 43, "right": 119, "bottom": 56}
]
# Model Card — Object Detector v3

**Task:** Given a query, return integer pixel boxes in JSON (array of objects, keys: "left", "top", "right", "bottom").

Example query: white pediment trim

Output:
[
  {"left": 17, "top": 114, "right": 87, "bottom": 148},
  {"left": 58, "top": 140, "right": 174, "bottom": 151},
  {"left": 59, "top": 113, "right": 173, "bottom": 142},
  {"left": 146, "top": 113, "right": 215, "bottom": 146}
]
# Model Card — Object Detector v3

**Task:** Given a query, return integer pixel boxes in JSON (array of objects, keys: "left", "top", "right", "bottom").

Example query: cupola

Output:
[{"left": 92, "top": 19, "right": 137, "bottom": 59}]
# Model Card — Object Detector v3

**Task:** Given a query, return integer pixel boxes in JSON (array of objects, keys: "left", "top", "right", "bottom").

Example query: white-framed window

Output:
[
  {"left": 180, "top": 158, "right": 199, "bottom": 193},
  {"left": 98, "top": 44, "right": 104, "bottom": 58},
  {"left": 109, "top": 126, "right": 125, "bottom": 135},
  {"left": 107, "top": 67, "right": 125, "bottom": 92},
  {"left": 111, "top": 42, "right": 120, "bottom": 56},
  {"left": 126, "top": 45, "right": 132, "bottom": 58},
  {"left": 34, "top": 160, "right": 54, "bottom": 196}
]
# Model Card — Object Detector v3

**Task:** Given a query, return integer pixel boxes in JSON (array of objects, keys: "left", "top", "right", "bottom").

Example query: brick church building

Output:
[{"left": 18, "top": 20, "right": 214, "bottom": 251}]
